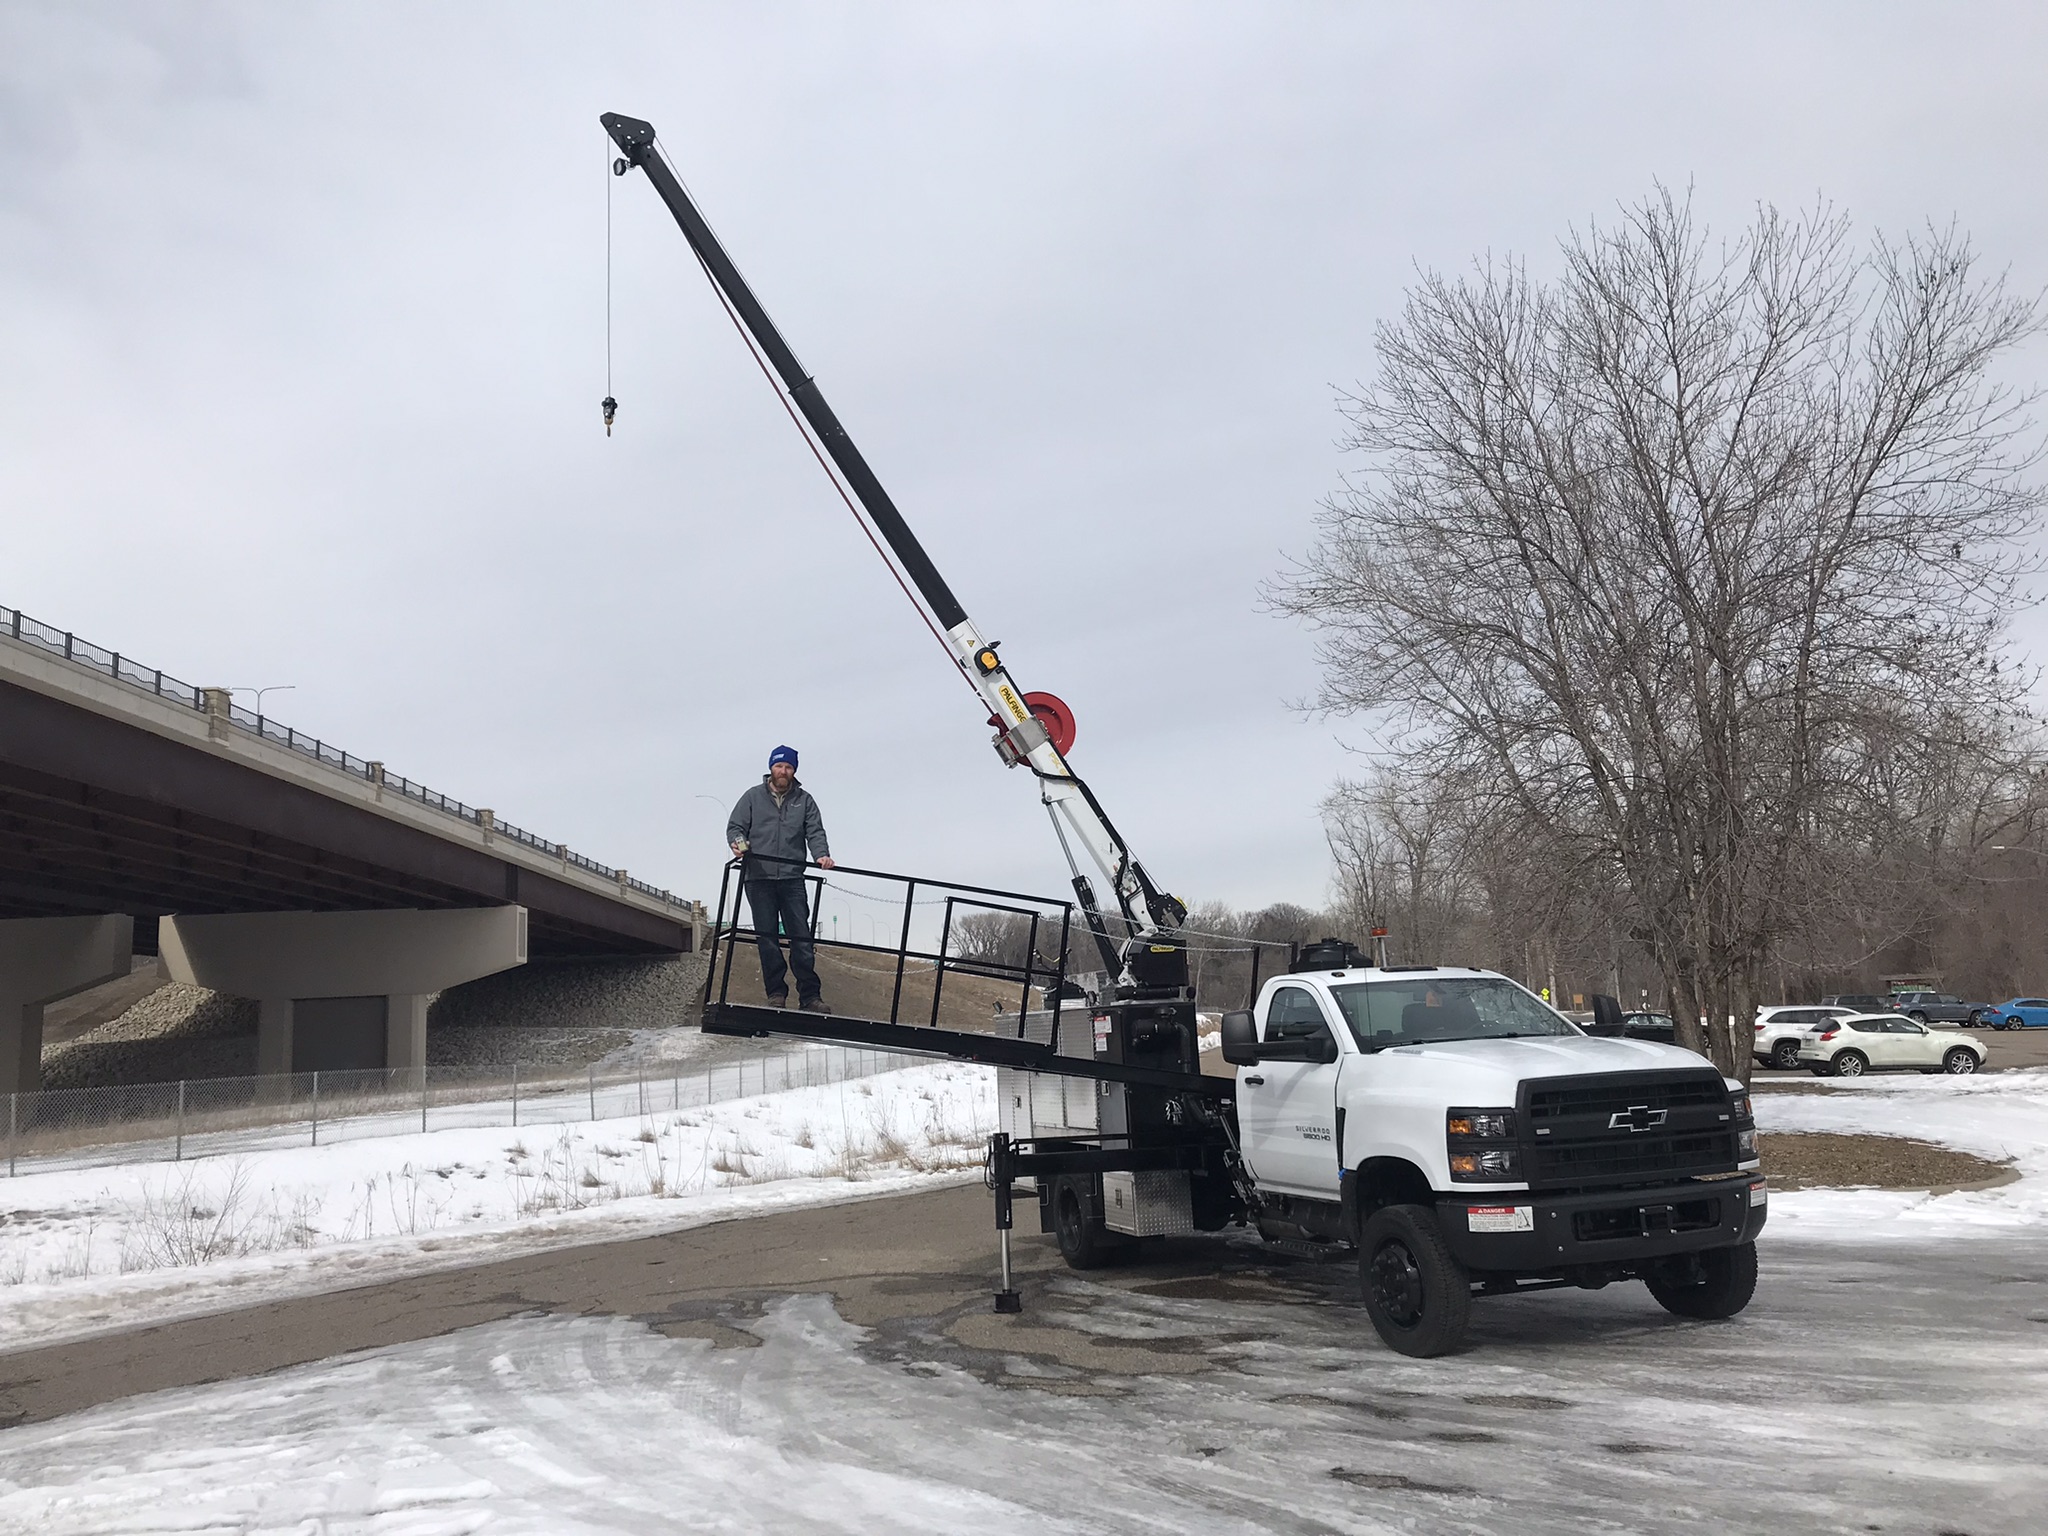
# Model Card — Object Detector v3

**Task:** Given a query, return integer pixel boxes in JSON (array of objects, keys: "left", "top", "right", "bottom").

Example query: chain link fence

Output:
[{"left": 5, "top": 1047, "right": 931, "bottom": 1179}]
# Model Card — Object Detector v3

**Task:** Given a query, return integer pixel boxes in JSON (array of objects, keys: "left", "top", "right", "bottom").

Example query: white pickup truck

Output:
[{"left": 1214, "top": 960, "right": 1766, "bottom": 1356}]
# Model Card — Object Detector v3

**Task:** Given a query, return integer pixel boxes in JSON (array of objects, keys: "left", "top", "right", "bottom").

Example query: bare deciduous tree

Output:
[
  {"left": 1273, "top": 188, "right": 2043, "bottom": 1078},
  {"left": 1323, "top": 768, "right": 1475, "bottom": 964}
]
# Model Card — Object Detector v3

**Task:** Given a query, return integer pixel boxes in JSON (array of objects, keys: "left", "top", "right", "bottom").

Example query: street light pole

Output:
[{"left": 229, "top": 684, "right": 296, "bottom": 715}]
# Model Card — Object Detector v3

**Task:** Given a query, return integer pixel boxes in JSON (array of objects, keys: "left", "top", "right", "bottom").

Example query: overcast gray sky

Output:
[{"left": 5, "top": 2, "right": 2046, "bottom": 919}]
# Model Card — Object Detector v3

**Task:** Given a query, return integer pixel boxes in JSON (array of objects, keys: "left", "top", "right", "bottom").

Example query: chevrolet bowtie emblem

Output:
[{"left": 1609, "top": 1105, "right": 1667, "bottom": 1133}]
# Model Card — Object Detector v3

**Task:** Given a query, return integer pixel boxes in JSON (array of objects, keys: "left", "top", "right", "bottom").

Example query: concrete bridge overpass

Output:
[{"left": 1, "top": 600, "right": 701, "bottom": 1091}]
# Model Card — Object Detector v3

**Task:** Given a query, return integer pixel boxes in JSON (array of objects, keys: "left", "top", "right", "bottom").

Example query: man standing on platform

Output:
[{"left": 727, "top": 745, "right": 833, "bottom": 1012}]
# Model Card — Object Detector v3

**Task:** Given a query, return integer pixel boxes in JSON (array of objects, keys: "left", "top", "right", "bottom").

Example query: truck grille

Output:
[
  {"left": 1528, "top": 1075, "right": 1726, "bottom": 1121},
  {"left": 1522, "top": 1070, "right": 1734, "bottom": 1191}
]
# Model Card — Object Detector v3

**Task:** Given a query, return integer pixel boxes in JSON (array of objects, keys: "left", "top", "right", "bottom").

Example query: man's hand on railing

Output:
[{"left": 818, "top": 857, "right": 836, "bottom": 870}]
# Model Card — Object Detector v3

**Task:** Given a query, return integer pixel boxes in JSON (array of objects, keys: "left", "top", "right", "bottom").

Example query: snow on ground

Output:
[
  {"left": 0, "top": 1062, "right": 994, "bottom": 1352},
  {"left": 1755, "top": 1067, "right": 2048, "bottom": 1239},
  {"left": 4, "top": 1070, "right": 2048, "bottom": 1534},
  {"left": 3, "top": 1233, "right": 2045, "bottom": 1534}
]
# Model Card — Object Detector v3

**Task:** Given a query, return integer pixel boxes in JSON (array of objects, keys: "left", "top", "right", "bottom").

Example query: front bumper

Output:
[{"left": 1439, "top": 1175, "right": 1768, "bottom": 1274}]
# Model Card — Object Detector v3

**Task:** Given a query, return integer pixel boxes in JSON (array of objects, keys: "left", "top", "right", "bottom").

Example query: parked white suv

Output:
[
  {"left": 1797, "top": 1013, "right": 1987, "bottom": 1077},
  {"left": 1754, "top": 1005, "right": 1858, "bottom": 1071}
]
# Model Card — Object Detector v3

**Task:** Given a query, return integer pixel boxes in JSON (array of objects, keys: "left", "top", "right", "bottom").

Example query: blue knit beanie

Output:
[{"left": 768, "top": 745, "right": 799, "bottom": 769}]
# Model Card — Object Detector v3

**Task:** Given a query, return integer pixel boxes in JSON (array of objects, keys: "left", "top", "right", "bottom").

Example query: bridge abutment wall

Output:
[
  {"left": 0, "top": 915, "right": 134, "bottom": 1094},
  {"left": 162, "top": 907, "right": 528, "bottom": 1077}
]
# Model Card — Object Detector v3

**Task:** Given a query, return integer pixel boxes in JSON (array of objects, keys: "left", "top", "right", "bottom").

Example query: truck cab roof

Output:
[{"left": 1247, "top": 965, "right": 1735, "bottom": 1091}]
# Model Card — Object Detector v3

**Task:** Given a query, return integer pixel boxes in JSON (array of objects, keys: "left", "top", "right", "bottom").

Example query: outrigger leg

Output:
[{"left": 988, "top": 1132, "right": 1023, "bottom": 1313}]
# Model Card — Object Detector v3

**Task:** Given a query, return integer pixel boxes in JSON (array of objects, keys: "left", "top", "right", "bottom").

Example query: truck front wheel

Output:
[
  {"left": 1358, "top": 1205, "right": 1471, "bottom": 1358},
  {"left": 1643, "top": 1241, "right": 1758, "bottom": 1320}
]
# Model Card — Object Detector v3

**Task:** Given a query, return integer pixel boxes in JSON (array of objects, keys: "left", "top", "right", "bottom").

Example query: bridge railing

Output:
[{"left": 3, "top": 599, "right": 684, "bottom": 908}]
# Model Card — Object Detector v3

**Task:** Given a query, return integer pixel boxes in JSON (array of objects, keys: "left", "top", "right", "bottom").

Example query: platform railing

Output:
[{"left": 706, "top": 854, "right": 1077, "bottom": 1046}]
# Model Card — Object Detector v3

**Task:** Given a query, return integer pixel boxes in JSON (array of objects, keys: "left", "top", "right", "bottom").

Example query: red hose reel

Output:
[{"left": 987, "top": 691, "right": 1077, "bottom": 757}]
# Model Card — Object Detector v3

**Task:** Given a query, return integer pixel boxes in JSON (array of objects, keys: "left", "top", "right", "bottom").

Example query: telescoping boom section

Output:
[{"left": 599, "top": 111, "right": 1185, "bottom": 964}]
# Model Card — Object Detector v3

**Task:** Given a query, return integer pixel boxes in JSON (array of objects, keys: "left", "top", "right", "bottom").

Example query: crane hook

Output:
[{"left": 601, "top": 396, "right": 617, "bottom": 436}]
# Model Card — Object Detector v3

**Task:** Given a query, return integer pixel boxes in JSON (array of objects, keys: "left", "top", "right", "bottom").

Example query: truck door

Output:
[{"left": 1238, "top": 984, "right": 1343, "bottom": 1197}]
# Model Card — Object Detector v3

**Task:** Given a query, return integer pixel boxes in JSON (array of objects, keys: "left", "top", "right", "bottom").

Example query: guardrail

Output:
[
  {"left": 2, "top": 599, "right": 685, "bottom": 909},
  {"left": 3, "top": 1046, "right": 929, "bottom": 1179}
]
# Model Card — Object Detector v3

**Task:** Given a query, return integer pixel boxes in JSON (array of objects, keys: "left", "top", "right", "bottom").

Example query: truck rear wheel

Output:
[
  {"left": 1052, "top": 1178, "right": 1116, "bottom": 1270},
  {"left": 1358, "top": 1204, "right": 1470, "bottom": 1358},
  {"left": 1643, "top": 1241, "right": 1758, "bottom": 1319}
]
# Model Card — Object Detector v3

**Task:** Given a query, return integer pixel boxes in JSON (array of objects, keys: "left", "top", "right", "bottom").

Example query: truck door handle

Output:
[{"left": 1243, "top": 1074, "right": 1265, "bottom": 1086}]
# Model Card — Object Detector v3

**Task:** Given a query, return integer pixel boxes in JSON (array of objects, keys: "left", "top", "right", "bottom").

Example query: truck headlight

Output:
[
  {"left": 1729, "top": 1093, "right": 1752, "bottom": 1121},
  {"left": 1447, "top": 1109, "right": 1515, "bottom": 1140},
  {"left": 1447, "top": 1108, "right": 1519, "bottom": 1181},
  {"left": 1736, "top": 1128, "right": 1758, "bottom": 1158},
  {"left": 1449, "top": 1148, "right": 1522, "bottom": 1179}
]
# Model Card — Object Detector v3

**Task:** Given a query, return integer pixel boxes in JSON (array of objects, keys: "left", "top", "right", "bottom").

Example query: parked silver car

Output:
[{"left": 1797, "top": 1013, "right": 1987, "bottom": 1077}]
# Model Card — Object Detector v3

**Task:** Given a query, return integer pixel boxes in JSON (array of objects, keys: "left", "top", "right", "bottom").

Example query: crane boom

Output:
[{"left": 602, "top": 112, "right": 1185, "bottom": 949}]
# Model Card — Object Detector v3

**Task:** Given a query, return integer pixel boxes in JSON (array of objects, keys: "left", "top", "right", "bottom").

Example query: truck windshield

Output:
[{"left": 1328, "top": 977, "right": 1578, "bottom": 1051}]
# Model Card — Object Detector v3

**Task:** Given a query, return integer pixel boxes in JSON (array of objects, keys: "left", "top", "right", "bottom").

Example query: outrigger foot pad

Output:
[{"left": 993, "top": 1290, "right": 1023, "bottom": 1314}]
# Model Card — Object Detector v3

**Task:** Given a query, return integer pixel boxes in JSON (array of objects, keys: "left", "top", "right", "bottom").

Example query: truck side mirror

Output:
[
  {"left": 1251, "top": 1027, "right": 1341, "bottom": 1064},
  {"left": 1590, "top": 994, "right": 1624, "bottom": 1030},
  {"left": 1220, "top": 1010, "right": 1260, "bottom": 1065}
]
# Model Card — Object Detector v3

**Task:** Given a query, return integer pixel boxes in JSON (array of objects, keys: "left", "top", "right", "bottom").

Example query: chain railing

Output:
[
  {"left": 3, "top": 1045, "right": 930, "bottom": 1179},
  {"left": 2, "top": 599, "right": 684, "bottom": 909}
]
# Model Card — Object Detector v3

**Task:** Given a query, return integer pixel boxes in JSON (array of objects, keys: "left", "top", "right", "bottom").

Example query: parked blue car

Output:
[{"left": 1978, "top": 998, "right": 2048, "bottom": 1030}]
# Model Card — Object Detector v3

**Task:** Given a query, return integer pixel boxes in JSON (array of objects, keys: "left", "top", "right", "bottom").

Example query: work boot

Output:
[
  {"left": 800, "top": 997, "right": 830, "bottom": 1014},
  {"left": 766, "top": 991, "right": 789, "bottom": 1009}
]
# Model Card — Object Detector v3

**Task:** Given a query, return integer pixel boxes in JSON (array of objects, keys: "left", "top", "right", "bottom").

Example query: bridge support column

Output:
[
  {"left": 161, "top": 908, "right": 527, "bottom": 1080},
  {"left": 386, "top": 993, "right": 428, "bottom": 1079},
  {"left": 257, "top": 998, "right": 295, "bottom": 1076},
  {"left": 0, "top": 915, "right": 134, "bottom": 1096}
]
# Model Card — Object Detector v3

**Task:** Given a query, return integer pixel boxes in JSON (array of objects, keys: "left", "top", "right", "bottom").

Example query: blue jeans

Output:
[{"left": 745, "top": 880, "right": 819, "bottom": 1003}]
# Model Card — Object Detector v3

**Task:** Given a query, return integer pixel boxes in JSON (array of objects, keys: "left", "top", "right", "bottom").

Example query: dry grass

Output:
[
  {"left": 117, "top": 1162, "right": 325, "bottom": 1271},
  {"left": 1759, "top": 1131, "right": 2012, "bottom": 1191}
]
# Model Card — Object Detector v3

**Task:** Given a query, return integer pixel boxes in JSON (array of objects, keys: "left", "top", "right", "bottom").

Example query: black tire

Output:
[
  {"left": 1968, "top": 1010, "right": 1983, "bottom": 1027},
  {"left": 1644, "top": 1241, "right": 1759, "bottom": 1319},
  {"left": 1908, "top": 1011, "right": 1928, "bottom": 1025},
  {"left": 1832, "top": 1050, "right": 1867, "bottom": 1078},
  {"left": 1358, "top": 1204, "right": 1471, "bottom": 1358},
  {"left": 1052, "top": 1178, "right": 1115, "bottom": 1270},
  {"left": 1770, "top": 1039, "right": 1801, "bottom": 1071},
  {"left": 1943, "top": 1047, "right": 1979, "bottom": 1075}
]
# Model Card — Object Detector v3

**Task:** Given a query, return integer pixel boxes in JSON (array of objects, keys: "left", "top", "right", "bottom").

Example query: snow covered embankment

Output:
[
  {"left": 1756, "top": 1066, "right": 2048, "bottom": 1240},
  {"left": 0, "top": 1062, "right": 994, "bottom": 1351}
]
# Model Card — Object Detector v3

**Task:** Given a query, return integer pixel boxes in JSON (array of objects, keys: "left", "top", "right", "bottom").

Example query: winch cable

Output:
[
  {"left": 601, "top": 135, "right": 618, "bottom": 435},
  {"left": 655, "top": 141, "right": 976, "bottom": 698}
]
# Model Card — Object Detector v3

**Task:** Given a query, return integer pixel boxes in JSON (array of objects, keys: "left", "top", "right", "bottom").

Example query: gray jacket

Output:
[{"left": 727, "top": 777, "right": 830, "bottom": 878}]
